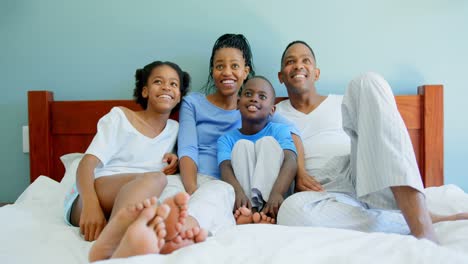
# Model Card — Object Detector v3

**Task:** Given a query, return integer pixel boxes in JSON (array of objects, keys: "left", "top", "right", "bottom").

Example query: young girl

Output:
[
  {"left": 176, "top": 34, "right": 299, "bottom": 229},
  {"left": 64, "top": 60, "right": 191, "bottom": 243}
]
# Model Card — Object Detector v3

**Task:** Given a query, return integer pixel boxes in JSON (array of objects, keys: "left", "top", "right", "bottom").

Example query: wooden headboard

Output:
[{"left": 27, "top": 85, "right": 444, "bottom": 187}]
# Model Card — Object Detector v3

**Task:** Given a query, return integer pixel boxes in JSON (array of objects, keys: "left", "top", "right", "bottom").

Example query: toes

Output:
[
  {"left": 252, "top": 212, "right": 261, "bottom": 223},
  {"left": 135, "top": 203, "right": 144, "bottom": 211},
  {"left": 185, "top": 229, "right": 194, "bottom": 239},
  {"left": 175, "top": 222, "right": 183, "bottom": 232},
  {"left": 173, "top": 235, "right": 182, "bottom": 244},
  {"left": 157, "top": 204, "right": 171, "bottom": 220},
  {"left": 194, "top": 228, "right": 208, "bottom": 243},
  {"left": 158, "top": 238, "right": 165, "bottom": 250},
  {"left": 234, "top": 211, "right": 240, "bottom": 218},
  {"left": 149, "top": 196, "right": 158, "bottom": 205},
  {"left": 142, "top": 198, "right": 151, "bottom": 208},
  {"left": 156, "top": 227, "right": 167, "bottom": 239},
  {"left": 139, "top": 207, "right": 157, "bottom": 222},
  {"left": 173, "top": 192, "right": 190, "bottom": 209},
  {"left": 239, "top": 206, "right": 251, "bottom": 216}
]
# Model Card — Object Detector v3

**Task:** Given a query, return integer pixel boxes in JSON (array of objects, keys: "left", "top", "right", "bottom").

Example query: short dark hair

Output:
[
  {"left": 241, "top": 75, "right": 276, "bottom": 99},
  {"left": 133, "top": 61, "right": 190, "bottom": 113},
  {"left": 203, "top": 33, "right": 255, "bottom": 94},
  {"left": 280, "top": 40, "right": 317, "bottom": 67}
]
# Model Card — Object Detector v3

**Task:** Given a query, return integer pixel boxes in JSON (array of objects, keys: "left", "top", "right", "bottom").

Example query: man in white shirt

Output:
[{"left": 275, "top": 40, "right": 448, "bottom": 242}]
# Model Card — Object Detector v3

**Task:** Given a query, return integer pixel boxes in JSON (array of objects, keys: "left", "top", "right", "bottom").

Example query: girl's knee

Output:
[{"left": 141, "top": 172, "right": 168, "bottom": 187}]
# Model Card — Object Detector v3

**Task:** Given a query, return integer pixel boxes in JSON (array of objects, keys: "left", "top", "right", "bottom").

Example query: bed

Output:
[{"left": 1, "top": 85, "right": 468, "bottom": 264}]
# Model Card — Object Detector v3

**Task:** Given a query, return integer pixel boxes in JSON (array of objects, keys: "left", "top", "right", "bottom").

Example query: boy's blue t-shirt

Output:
[
  {"left": 178, "top": 92, "right": 299, "bottom": 179},
  {"left": 217, "top": 122, "right": 297, "bottom": 166}
]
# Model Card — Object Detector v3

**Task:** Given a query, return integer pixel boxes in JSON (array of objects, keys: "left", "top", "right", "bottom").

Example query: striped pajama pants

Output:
[{"left": 277, "top": 72, "right": 424, "bottom": 234}]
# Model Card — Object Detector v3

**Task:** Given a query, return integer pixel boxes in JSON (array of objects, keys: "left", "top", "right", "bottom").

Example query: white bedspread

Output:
[{"left": 1, "top": 176, "right": 468, "bottom": 264}]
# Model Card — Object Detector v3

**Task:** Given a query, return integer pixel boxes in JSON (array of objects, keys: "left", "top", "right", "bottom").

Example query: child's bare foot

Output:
[
  {"left": 234, "top": 206, "right": 254, "bottom": 224},
  {"left": 111, "top": 203, "right": 171, "bottom": 259},
  {"left": 455, "top": 212, "right": 468, "bottom": 220},
  {"left": 163, "top": 192, "right": 190, "bottom": 241},
  {"left": 252, "top": 212, "right": 276, "bottom": 224},
  {"left": 89, "top": 197, "right": 159, "bottom": 262},
  {"left": 160, "top": 226, "right": 208, "bottom": 254},
  {"left": 431, "top": 212, "right": 468, "bottom": 223}
]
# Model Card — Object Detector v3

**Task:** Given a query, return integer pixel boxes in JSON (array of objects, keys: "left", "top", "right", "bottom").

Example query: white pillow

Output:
[{"left": 59, "top": 153, "right": 84, "bottom": 191}]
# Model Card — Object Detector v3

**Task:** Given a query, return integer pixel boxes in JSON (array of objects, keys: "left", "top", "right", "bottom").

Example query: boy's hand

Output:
[
  {"left": 234, "top": 189, "right": 252, "bottom": 211},
  {"left": 296, "top": 170, "right": 324, "bottom": 192},
  {"left": 162, "top": 153, "right": 178, "bottom": 175},
  {"left": 262, "top": 192, "right": 284, "bottom": 219}
]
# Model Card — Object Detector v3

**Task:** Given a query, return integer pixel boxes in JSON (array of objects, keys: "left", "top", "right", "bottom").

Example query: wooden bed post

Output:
[
  {"left": 28, "top": 91, "right": 54, "bottom": 183},
  {"left": 418, "top": 85, "right": 444, "bottom": 187}
]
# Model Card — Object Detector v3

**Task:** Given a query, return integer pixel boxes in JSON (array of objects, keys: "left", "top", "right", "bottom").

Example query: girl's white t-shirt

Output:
[{"left": 86, "top": 107, "right": 178, "bottom": 178}]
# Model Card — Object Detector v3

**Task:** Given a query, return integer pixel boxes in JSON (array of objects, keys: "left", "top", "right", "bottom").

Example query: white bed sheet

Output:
[{"left": 1, "top": 176, "right": 468, "bottom": 264}]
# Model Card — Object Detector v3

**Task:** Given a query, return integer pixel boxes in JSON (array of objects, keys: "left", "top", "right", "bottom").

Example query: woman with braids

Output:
[{"left": 176, "top": 34, "right": 299, "bottom": 229}]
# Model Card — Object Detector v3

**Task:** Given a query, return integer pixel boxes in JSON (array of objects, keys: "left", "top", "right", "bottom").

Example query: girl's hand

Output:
[
  {"left": 79, "top": 199, "right": 107, "bottom": 241},
  {"left": 162, "top": 153, "right": 178, "bottom": 175}
]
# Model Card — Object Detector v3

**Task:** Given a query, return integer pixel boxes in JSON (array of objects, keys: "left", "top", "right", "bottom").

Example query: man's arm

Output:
[
  {"left": 291, "top": 134, "right": 324, "bottom": 192},
  {"left": 262, "top": 149, "right": 297, "bottom": 218}
]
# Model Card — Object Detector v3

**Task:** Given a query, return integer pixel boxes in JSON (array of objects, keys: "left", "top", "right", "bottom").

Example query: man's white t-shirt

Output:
[{"left": 275, "top": 95, "right": 351, "bottom": 176}]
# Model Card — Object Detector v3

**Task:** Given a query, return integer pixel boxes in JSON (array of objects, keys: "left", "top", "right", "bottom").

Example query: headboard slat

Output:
[
  {"left": 419, "top": 85, "right": 444, "bottom": 187},
  {"left": 28, "top": 91, "right": 54, "bottom": 183}
]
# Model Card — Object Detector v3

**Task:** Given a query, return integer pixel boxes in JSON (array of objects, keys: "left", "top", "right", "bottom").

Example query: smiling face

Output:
[
  {"left": 142, "top": 65, "right": 181, "bottom": 114},
  {"left": 278, "top": 43, "right": 320, "bottom": 95},
  {"left": 212, "top": 47, "right": 250, "bottom": 97},
  {"left": 238, "top": 77, "right": 276, "bottom": 123}
]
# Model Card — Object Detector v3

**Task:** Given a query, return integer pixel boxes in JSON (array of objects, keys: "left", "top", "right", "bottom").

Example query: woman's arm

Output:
[
  {"left": 177, "top": 97, "right": 200, "bottom": 194},
  {"left": 179, "top": 157, "right": 198, "bottom": 194}
]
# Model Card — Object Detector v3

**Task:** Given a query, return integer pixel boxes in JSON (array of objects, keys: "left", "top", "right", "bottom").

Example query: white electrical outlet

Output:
[{"left": 23, "top": 126, "right": 29, "bottom": 153}]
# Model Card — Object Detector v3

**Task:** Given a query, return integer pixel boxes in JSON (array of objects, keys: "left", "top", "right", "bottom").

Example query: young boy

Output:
[{"left": 217, "top": 76, "right": 298, "bottom": 224}]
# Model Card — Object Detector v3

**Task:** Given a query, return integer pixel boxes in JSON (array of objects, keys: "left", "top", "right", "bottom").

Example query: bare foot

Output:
[
  {"left": 431, "top": 212, "right": 468, "bottom": 223},
  {"left": 252, "top": 212, "right": 276, "bottom": 224},
  {"left": 160, "top": 226, "right": 208, "bottom": 254},
  {"left": 89, "top": 197, "right": 159, "bottom": 262},
  {"left": 111, "top": 203, "right": 171, "bottom": 258},
  {"left": 163, "top": 192, "right": 190, "bottom": 241},
  {"left": 234, "top": 206, "right": 254, "bottom": 224},
  {"left": 455, "top": 212, "right": 468, "bottom": 220}
]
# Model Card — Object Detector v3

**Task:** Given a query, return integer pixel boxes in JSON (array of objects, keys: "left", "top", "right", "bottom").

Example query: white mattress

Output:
[{"left": 1, "top": 176, "right": 468, "bottom": 264}]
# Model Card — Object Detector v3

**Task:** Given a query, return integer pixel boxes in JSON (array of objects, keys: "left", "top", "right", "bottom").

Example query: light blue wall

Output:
[{"left": 1, "top": 0, "right": 467, "bottom": 202}]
